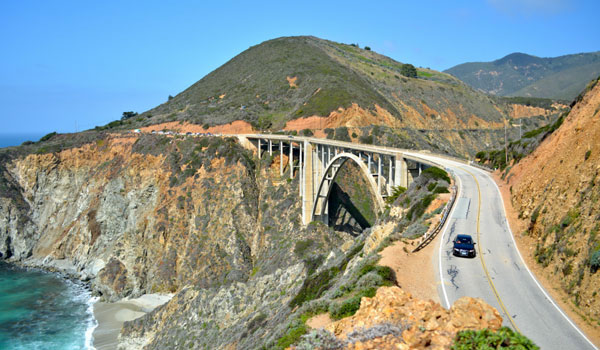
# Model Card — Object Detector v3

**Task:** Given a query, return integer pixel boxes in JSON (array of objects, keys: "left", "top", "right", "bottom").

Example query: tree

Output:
[
  {"left": 168, "top": 95, "right": 174, "bottom": 101},
  {"left": 121, "top": 111, "right": 138, "bottom": 120},
  {"left": 364, "top": 46, "right": 371, "bottom": 51},
  {"left": 400, "top": 64, "right": 417, "bottom": 78}
]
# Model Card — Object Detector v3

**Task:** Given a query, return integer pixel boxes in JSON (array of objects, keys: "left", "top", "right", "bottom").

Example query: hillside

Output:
[
  {"left": 100, "top": 36, "right": 562, "bottom": 157},
  {"left": 445, "top": 51, "right": 600, "bottom": 100},
  {"left": 504, "top": 76, "right": 600, "bottom": 327},
  {"left": 0, "top": 131, "right": 542, "bottom": 349}
]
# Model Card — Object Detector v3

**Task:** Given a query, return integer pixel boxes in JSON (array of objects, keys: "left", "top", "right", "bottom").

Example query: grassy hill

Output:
[
  {"left": 445, "top": 51, "right": 600, "bottom": 100},
  {"left": 93, "top": 36, "right": 564, "bottom": 157}
]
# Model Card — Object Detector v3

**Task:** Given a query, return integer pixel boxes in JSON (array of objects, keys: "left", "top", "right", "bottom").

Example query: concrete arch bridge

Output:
[{"left": 237, "top": 134, "right": 441, "bottom": 226}]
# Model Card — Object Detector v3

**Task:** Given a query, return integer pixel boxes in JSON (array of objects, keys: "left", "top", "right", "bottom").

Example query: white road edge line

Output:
[
  {"left": 438, "top": 168, "right": 463, "bottom": 309},
  {"left": 467, "top": 166, "right": 598, "bottom": 350}
]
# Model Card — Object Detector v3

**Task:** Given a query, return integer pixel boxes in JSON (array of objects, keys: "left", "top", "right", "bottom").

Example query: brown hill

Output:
[{"left": 506, "top": 77, "right": 600, "bottom": 328}]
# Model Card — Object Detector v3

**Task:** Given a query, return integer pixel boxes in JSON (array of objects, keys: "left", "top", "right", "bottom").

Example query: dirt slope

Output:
[{"left": 506, "top": 77, "right": 600, "bottom": 328}]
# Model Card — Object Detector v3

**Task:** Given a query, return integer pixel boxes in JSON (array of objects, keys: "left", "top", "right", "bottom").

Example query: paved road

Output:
[
  {"left": 230, "top": 134, "right": 596, "bottom": 349},
  {"left": 406, "top": 153, "right": 597, "bottom": 350}
]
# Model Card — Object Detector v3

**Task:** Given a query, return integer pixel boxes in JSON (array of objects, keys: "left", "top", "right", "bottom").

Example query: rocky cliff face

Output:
[
  {"left": 0, "top": 132, "right": 521, "bottom": 349},
  {"left": 0, "top": 135, "right": 346, "bottom": 301},
  {"left": 507, "top": 77, "right": 600, "bottom": 324}
]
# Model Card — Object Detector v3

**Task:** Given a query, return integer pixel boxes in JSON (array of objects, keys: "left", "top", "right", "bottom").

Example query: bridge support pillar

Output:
[
  {"left": 377, "top": 156, "right": 382, "bottom": 195},
  {"left": 289, "top": 142, "right": 293, "bottom": 179},
  {"left": 302, "top": 141, "right": 315, "bottom": 225},
  {"left": 395, "top": 156, "right": 408, "bottom": 188},
  {"left": 299, "top": 143, "right": 303, "bottom": 197},
  {"left": 388, "top": 157, "right": 393, "bottom": 196},
  {"left": 269, "top": 140, "right": 272, "bottom": 156},
  {"left": 280, "top": 141, "right": 283, "bottom": 176},
  {"left": 257, "top": 139, "right": 261, "bottom": 159}
]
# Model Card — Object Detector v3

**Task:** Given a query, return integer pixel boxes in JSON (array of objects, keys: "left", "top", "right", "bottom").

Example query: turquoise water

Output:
[{"left": 0, "top": 262, "right": 96, "bottom": 350}]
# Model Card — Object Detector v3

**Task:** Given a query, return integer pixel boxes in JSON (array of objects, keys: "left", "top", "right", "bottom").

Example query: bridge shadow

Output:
[{"left": 328, "top": 183, "right": 372, "bottom": 237}]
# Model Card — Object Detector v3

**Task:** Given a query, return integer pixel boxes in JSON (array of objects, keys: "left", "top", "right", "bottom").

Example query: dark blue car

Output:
[{"left": 453, "top": 234, "right": 476, "bottom": 258}]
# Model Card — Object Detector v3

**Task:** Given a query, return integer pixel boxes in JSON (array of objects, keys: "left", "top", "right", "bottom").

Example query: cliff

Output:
[
  {"left": 0, "top": 132, "right": 535, "bottom": 349},
  {"left": 507, "top": 77, "right": 600, "bottom": 326}
]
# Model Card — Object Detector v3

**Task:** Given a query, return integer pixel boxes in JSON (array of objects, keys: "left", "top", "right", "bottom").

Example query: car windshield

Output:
[{"left": 456, "top": 237, "right": 472, "bottom": 244}]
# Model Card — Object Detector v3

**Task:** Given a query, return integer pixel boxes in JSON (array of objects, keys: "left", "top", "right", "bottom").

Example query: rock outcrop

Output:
[{"left": 323, "top": 286, "right": 502, "bottom": 350}]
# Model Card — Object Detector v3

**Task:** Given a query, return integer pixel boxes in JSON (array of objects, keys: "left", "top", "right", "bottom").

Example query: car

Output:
[{"left": 453, "top": 234, "right": 476, "bottom": 258}]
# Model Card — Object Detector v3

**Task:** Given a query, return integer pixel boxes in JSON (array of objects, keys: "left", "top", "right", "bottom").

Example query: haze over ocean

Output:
[{"left": 0, "top": 134, "right": 45, "bottom": 148}]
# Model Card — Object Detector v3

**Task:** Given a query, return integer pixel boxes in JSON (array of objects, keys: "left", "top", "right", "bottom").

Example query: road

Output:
[
  {"left": 172, "top": 131, "right": 595, "bottom": 348},
  {"left": 406, "top": 153, "right": 596, "bottom": 350}
]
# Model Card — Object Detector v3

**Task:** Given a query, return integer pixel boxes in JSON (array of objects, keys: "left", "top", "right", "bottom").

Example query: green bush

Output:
[
  {"left": 301, "top": 129, "right": 314, "bottom": 136},
  {"left": 38, "top": 132, "right": 57, "bottom": 142},
  {"left": 452, "top": 327, "right": 539, "bottom": 350},
  {"left": 359, "top": 134, "right": 374, "bottom": 144},
  {"left": 530, "top": 206, "right": 541, "bottom": 223},
  {"left": 277, "top": 320, "right": 307, "bottom": 349},
  {"left": 289, "top": 267, "right": 338, "bottom": 308},
  {"left": 358, "top": 264, "right": 395, "bottom": 286},
  {"left": 585, "top": 150, "right": 592, "bottom": 160},
  {"left": 385, "top": 186, "right": 407, "bottom": 204},
  {"left": 329, "top": 288, "right": 376, "bottom": 320},
  {"left": 433, "top": 185, "right": 449, "bottom": 194},
  {"left": 590, "top": 249, "right": 600, "bottom": 272},
  {"left": 294, "top": 239, "right": 313, "bottom": 257},
  {"left": 400, "top": 63, "right": 417, "bottom": 78},
  {"left": 422, "top": 167, "right": 451, "bottom": 183}
]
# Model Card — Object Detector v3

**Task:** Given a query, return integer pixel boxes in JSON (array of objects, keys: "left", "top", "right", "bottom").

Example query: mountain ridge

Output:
[{"left": 445, "top": 51, "right": 600, "bottom": 100}]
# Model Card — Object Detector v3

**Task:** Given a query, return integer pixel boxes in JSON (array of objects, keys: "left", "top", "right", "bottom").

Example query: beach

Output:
[{"left": 92, "top": 294, "right": 172, "bottom": 350}]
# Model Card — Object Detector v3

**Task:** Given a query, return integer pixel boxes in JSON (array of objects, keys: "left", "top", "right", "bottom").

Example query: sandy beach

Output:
[{"left": 92, "top": 294, "right": 172, "bottom": 350}]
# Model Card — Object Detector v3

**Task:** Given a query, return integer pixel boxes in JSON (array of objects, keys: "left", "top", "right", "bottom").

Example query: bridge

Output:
[
  {"left": 229, "top": 133, "right": 596, "bottom": 349},
  {"left": 236, "top": 134, "right": 440, "bottom": 225}
]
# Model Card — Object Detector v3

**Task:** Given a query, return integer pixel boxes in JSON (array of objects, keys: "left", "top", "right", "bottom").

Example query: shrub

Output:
[
  {"left": 531, "top": 206, "right": 541, "bottom": 223},
  {"left": 38, "top": 132, "right": 57, "bottom": 142},
  {"left": 358, "top": 264, "right": 395, "bottom": 286},
  {"left": 289, "top": 267, "right": 338, "bottom": 308},
  {"left": 364, "top": 46, "right": 371, "bottom": 51},
  {"left": 356, "top": 271, "right": 384, "bottom": 289},
  {"left": 333, "top": 127, "right": 351, "bottom": 142},
  {"left": 422, "top": 167, "right": 450, "bottom": 183},
  {"left": 294, "top": 239, "right": 313, "bottom": 257},
  {"left": 585, "top": 150, "right": 592, "bottom": 160},
  {"left": 359, "top": 134, "right": 374, "bottom": 144},
  {"left": 301, "top": 129, "right": 314, "bottom": 136},
  {"left": 329, "top": 288, "right": 378, "bottom": 320},
  {"left": 433, "top": 185, "right": 449, "bottom": 194},
  {"left": 385, "top": 186, "right": 406, "bottom": 204},
  {"left": 121, "top": 111, "right": 138, "bottom": 120},
  {"left": 590, "top": 249, "right": 600, "bottom": 272},
  {"left": 329, "top": 295, "right": 362, "bottom": 320},
  {"left": 296, "top": 329, "right": 346, "bottom": 350},
  {"left": 400, "top": 63, "right": 417, "bottom": 78},
  {"left": 452, "top": 327, "right": 539, "bottom": 350},
  {"left": 277, "top": 320, "right": 307, "bottom": 349}
]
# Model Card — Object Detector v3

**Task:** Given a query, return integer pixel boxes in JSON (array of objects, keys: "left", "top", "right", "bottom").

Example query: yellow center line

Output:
[{"left": 463, "top": 167, "right": 521, "bottom": 333}]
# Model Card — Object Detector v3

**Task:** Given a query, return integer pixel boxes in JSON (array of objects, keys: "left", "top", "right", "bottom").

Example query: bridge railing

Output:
[{"left": 412, "top": 183, "right": 458, "bottom": 253}]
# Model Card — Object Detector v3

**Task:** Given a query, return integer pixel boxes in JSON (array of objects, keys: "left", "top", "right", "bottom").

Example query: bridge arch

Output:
[{"left": 311, "top": 152, "right": 385, "bottom": 224}]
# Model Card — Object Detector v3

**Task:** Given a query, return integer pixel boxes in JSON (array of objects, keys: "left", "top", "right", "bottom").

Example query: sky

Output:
[{"left": 0, "top": 0, "right": 599, "bottom": 134}]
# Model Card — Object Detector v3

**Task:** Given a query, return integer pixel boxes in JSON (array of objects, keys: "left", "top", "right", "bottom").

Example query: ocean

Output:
[
  {"left": 0, "top": 262, "right": 96, "bottom": 350},
  {"left": 0, "top": 134, "right": 45, "bottom": 149}
]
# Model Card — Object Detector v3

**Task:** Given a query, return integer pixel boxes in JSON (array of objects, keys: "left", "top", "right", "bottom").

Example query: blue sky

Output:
[{"left": 1, "top": 0, "right": 598, "bottom": 134}]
